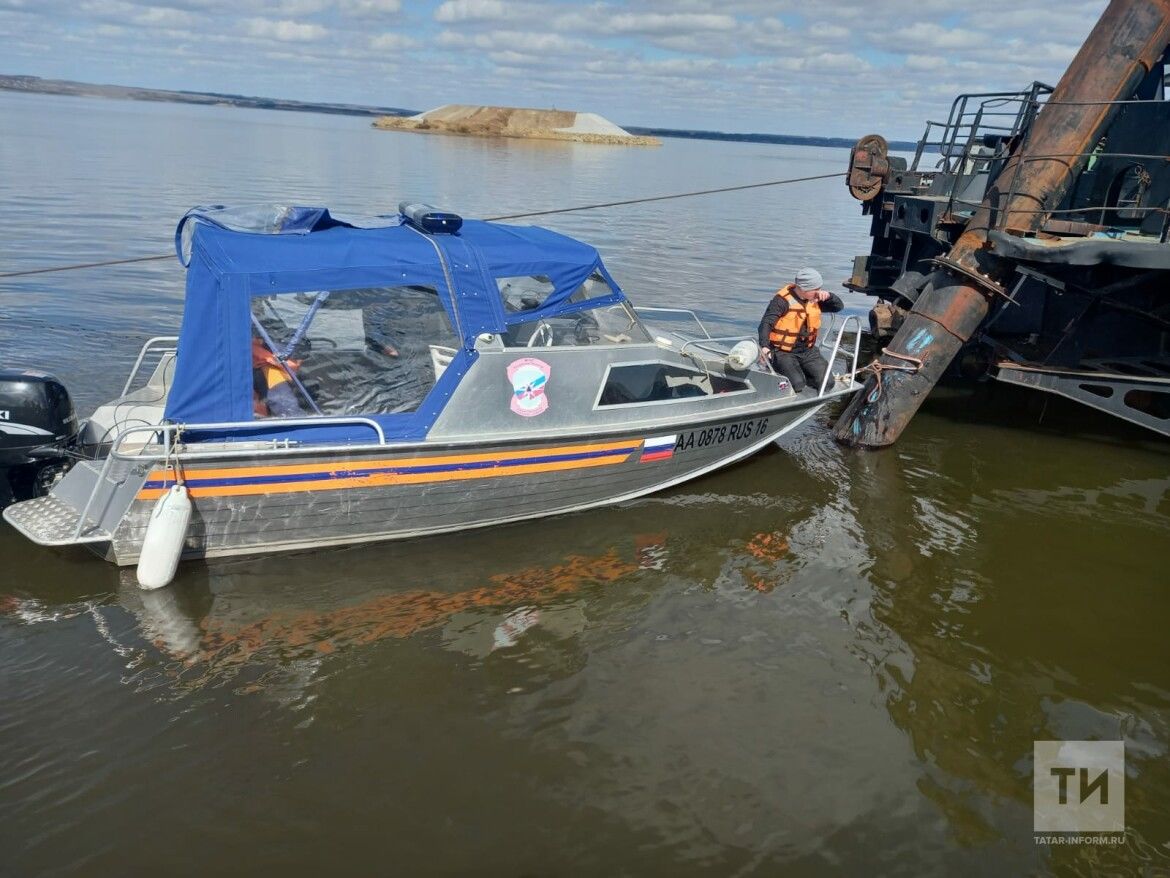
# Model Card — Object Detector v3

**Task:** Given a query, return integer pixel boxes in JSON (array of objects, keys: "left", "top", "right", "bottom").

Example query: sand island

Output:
[{"left": 372, "top": 105, "right": 660, "bottom": 146}]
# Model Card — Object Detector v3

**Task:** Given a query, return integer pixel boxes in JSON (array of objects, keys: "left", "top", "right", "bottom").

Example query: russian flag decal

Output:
[{"left": 641, "top": 435, "right": 676, "bottom": 463}]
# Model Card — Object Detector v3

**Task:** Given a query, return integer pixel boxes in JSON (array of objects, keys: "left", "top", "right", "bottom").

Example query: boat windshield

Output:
[
  {"left": 498, "top": 271, "right": 651, "bottom": 347},
  {"left": 250, "top": 285, "right": 458, "bottom": 419}
]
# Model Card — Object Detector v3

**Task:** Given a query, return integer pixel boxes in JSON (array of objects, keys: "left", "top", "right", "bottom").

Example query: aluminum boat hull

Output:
[{"left": 5, "top": 395, "right": 830, "bottom": 565}]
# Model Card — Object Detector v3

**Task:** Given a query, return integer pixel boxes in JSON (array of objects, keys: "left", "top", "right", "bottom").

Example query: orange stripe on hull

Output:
[
  {"left": 136, "top": 447, "right": 636, "bottom": 500},
  {"left": 142, "top": 438, "right": 638, "bottom": 485}
]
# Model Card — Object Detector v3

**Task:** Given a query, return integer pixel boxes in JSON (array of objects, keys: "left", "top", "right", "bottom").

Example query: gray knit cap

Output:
[{"left": 795, "top": 267, "right": 823, "bottom": 291}]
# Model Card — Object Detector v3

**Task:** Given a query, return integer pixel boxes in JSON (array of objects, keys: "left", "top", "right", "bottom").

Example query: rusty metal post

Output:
[{"left": 834, "top": 0, "right": 1170, "bottom": 448}]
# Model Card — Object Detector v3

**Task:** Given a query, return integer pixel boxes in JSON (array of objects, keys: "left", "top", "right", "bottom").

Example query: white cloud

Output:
[
  {"left": 905, "top": 54, "right": 948, "bottom": 71},
  {"left": 899, "top": 22, "right": 985, "bottom": 50},
  {"left": 437, "top": 29, "right": 590, "bottom": 54},
  {"left": 128, "top": 6, "right": 197, "bottom": 28},
  {"left": 369, "top": 31, "right": 412, "bottom": 51},
  {"left": 340, "top": 0, "right": 400, "bottom": 17},
  {"left": 809, "top": 23, "right": 849, "bottom": 40},
  {"left": 260, "top": 0, "right": 330, "bottom": 14},
  {"left": 434, "top": 0, "right": 522, "bottom": 24},
  {"left": 606, "top": 12, "right": 737, "bottom": 35},
  {"left": 241, "top": 17, "right": 327, "bottom": 42}
]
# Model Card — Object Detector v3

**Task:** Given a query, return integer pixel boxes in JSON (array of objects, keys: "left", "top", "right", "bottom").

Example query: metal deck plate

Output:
[{"left": 2, "top": 495, "right": 111, "bottom": 546}]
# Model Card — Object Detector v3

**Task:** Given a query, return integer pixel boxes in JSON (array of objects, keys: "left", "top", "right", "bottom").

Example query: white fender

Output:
[
  {"left": 726, "top": 339, "right": 760, "bottom": 371},
  {"left": 136, "top": 484, "right": 192, "bottom": 590}
]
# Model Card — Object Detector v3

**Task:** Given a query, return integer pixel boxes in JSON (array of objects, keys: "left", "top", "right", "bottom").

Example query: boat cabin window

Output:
[
  {"left": 504, "top": 301, "right": 652, "bottom": 348},
  {"left": 498, "top": 271, "right": 650, "bottom": 348},
  {"left": 499, "top": 275, "right": 556, "bottom": 313},
  {"left": 497, "top": 271, "right": 612, "bottom": 314},
  {"left": 599, "top": 363, "right": 749, "bottom": 406},
  {"left": 250, "top": 285, "right": 458, "bottom": 419}
]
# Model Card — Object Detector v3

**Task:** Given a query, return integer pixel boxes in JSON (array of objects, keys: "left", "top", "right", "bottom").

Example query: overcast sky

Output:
[{"left": 1, "top": 0, "right": 1108, "bottom": 139}]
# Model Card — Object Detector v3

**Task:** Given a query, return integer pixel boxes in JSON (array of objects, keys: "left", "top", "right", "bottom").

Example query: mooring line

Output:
[
  {"left": 485, "top": 171, "right": 845, "bottom": 220},
  {"left": 0, "top": 253, "right": 174, "bottom": 279},
  {"left": 0, "top": 172, "right": 844, "bottom": 279}
]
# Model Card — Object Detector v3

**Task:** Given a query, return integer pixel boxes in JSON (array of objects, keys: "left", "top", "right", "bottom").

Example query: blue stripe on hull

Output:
[{"left": 141, "top": 444, "right": 641, "bottom": 491}]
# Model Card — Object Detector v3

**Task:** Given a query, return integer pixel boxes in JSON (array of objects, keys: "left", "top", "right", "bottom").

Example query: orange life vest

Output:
[
  {"left": 767, "top": 284, "right": 822, "bottom": 352},
  {"left": 251, "top": 338, "right": 301, "bottom": 390}
]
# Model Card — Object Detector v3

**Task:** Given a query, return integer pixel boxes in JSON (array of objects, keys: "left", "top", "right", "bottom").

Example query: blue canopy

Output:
[{"left": 163, "top": 206, "right": 625, "bottom": 443}]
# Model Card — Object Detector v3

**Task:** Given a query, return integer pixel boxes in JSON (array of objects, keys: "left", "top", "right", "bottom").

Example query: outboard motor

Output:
[{"left": 0, "top": 370, "right": 80, "bottom": 506}]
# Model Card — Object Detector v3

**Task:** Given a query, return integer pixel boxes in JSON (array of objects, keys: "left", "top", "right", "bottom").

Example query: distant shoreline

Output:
[{"left": 0, "top": 74, "right": 921, "bottom": 152}]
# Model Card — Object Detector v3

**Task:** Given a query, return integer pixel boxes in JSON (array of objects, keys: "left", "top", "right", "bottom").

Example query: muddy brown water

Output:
[{"left": 1, "top": 93, "right": 1167, "bottom": 876}]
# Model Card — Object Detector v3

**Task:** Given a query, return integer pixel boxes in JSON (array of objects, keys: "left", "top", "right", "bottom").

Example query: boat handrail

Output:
[
  {"left": 633, "top": 306, "right": 713, "bottom": 339},
  {"left": 818, "top": 315, "right": 864, "bottom": 397},
  {"left": 120, "top": 336, "right": 180, "bottom": 397},
  {"left": 109, "top": 417, "right": 389, "bottom": 461},
  {"left": 675, "top": 317, "right": 863, "bottom": 398},
  {"left": 677, "top": 334, "right": 755, "bottom": 360},
  {"left": 672, "top": 318, "right": 863, "bottom": 398},
  {"left": 69, "top": 415, "right": 390, "bottom": 540}
]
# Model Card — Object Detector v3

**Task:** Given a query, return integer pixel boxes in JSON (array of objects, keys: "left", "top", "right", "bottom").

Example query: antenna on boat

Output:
[{"left": 399, "top": 202, "right": 463, "bottom": 234}]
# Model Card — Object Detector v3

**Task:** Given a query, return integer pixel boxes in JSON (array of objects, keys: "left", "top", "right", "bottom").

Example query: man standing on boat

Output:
[{"left": 758, "top": 267, "right": 844, "bottom": 394}]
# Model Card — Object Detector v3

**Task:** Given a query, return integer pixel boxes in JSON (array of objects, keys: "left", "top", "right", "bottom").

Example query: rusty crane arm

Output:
[{"left": 833, "top": 0, "right": 1170, "bottom": 447}]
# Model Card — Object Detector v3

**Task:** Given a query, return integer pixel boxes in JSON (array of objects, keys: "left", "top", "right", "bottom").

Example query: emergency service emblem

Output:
[{"left": 507, "top": 357, "right": 550, "bottom": 417}]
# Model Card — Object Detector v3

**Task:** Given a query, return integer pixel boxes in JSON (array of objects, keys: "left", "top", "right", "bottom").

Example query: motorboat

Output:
[{"left": 1, "top": 203, "right": 862, "bottom": 587}]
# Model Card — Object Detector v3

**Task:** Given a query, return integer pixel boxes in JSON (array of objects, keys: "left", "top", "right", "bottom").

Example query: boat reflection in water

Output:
[
  {"left": 133, "top": 534, "right": 663, "bottom": 674},
  {"left": 0, "top": 500, "right": 686, "bottom": 686}
]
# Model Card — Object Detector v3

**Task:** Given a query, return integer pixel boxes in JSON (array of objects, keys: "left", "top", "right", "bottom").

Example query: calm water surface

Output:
[{"left": 1, "top": 93, "right": 1167, "bottom": 876}]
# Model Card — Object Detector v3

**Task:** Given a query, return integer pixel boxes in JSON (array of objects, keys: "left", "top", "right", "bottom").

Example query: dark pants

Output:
[{"left": 770, "top": 346, "right": 828, "bottom": 394}]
